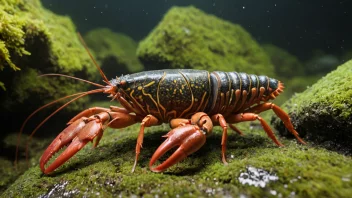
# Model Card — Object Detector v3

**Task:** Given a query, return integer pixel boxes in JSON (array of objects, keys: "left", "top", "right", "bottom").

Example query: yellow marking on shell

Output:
[
  {"left": 178, "top": 71, "right": 195, "bottom": 118},
  {"left": 144, "top": 81, "right": 156, "bottom": 88},
  {"left": 195, "top": 91, "right": 208, "bottom": 112},
  {"left": 138, "top": 86, "right": 143, "bottom": 90},
  {"left": 173, "top": 79, "right": 177, "bottom": 83},
  {"left": 129, "top": 89, "right": 147, "bottom": 115},
  {"left": 201, "top": 71, "right": 211, "bottom": 112},
  {"left": 180, "top": 89, "right": 183, "bottom": 94},
  {"left": 157, "top": 72, "right": 167, "bottom": 120}
]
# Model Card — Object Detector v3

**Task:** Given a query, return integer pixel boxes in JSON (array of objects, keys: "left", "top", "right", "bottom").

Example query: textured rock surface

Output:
[
  {"left": 272, "top": 60, "right": 352, "bottom": 154},
  {"left": 84, "top": 28, "right": 143, "bottom": 78},
  {"left": 262, "top": 44, "right": 304, "bottom": 78},
  {"left": 0, "top": 0, "right": 98, "bottom": 113},
  {"left": 137, "top": 6, "right": 274, "bottom": 76}
]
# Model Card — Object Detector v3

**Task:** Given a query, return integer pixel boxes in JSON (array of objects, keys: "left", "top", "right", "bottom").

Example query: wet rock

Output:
[
  {"left": 262, "top": 44, "right": 304, "bottom": 78},
  {"left": 137, "top": 6, "right": 274, "bottom": 76},
  {"left": 0, "top": 0, "right": 99, "bottom": 115},
  {"left": 272, "top": 60, "right": 352, "bottom": 154},
  {"left": 84, "top": 28, "right": 144, "bottom": 78}
]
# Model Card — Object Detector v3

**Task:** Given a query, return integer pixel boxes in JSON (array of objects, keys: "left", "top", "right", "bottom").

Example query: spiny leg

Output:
[
  {"left": 246, "top": 103, "right": 306, "bottom": 144},
  {"left": 230, "top": 113, "right": 284, "bottom": 147},
  {"left": 132, "top": 114, "right": 159, "bottom": 172},
  {"left": 211, "top": 114, "right": 229, "bottom": 165}
]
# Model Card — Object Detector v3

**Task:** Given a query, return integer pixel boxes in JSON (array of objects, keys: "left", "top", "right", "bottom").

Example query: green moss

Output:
[
  {"left": 262, "top": 44, "right": 304, "bottom": 78},
  {"left": 2, "top": 106, "right": 351, "bottom": 197},
  {"left": 0, "top": 1, "right": 29, "bottom": 71},
  {"left": 137, "top": 6, "right": 274, "bottom": 76},
  {"left": 84, "top": 28, "right": 144, "bottom": 77},
  {"left": 274, "top": 75, "right": 322, "bottom": 105},
  {"left": 272, "top": 60, "right": 352, "bottom": 153},
  {"left": 0, "top": 133, "right": 52, "bottom": 194},
  {"left": 0, "top": 0, "right": 99, "bottom": 112}
]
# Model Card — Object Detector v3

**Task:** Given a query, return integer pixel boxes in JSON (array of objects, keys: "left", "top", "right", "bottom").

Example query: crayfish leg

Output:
[
  {"left": 132, "top": 114, "right": 160, "bottom": 173},
  {"left": 245, "top": 102, "right": 306, "bottom": 144}
]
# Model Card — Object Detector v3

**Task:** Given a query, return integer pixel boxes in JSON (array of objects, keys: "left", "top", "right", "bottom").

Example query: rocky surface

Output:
[{"left": 137, "top": 6, "right": 274, "bottom": 76}]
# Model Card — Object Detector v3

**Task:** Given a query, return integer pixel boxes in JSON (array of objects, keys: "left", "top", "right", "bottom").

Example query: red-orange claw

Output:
[
  {"left": 149, "top": 125, "right": 206, "bottom": 172},
  {"left": 40, "top": 118, "right": 87, "bottom": 173},
  {"left": 40, "top": 119, "right": 103, "bottom": 174}
]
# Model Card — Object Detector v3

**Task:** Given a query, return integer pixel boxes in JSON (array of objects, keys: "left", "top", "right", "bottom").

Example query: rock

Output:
[
  {"left": 0, "top": 0, "right": 99, "bottom": 114},
  {"left": 262, "top": 44, "right": 304, "bottom": 78},
  {"left": 272, "top": 60, "right": 352, "bottom": 154},
  {"left": 84, "top": 28, "right": 144, "bottom": 79},
  {"left": 137, "top": 6, "right": 274, "bottom": 76}
]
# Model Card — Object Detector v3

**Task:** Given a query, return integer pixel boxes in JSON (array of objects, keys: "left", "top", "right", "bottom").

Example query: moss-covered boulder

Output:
[
  {"left": 0, "top": 0, "right": 98, "bottom": 113},
  {"left": 262, "top": 44, "right": 304, "bottom": 78},
  {"left": 137, "top": 6, "right": 274, "bottom": 76},
  {"left": 273, "top": 75, "right": 321, "bottom": 105},
  {"left": 2, "top": 108, "right": 352, "bottom": 197},
  {"left": 84, "top": 28, "right": 144, "bottom": 78},
  {"left": 0, "top": 133, "right": 51, "bottom": 194},
  {"left": 272, "top": 60, "right": 352, "bottom": 154}
]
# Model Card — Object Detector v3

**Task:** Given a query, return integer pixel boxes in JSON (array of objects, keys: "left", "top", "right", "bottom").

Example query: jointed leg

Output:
[
  {"left": 230, "top": 113, "right": 284, "bottom": 147},
  {"left": 132, "top": 114, "right": 159, "bottom": 172},
  {"left": 246, "top": 103, "right": 306, "bottom": 144},
  {"left": 169, "top": 118, "right": 191, "bottom": 128},
  {"left": 211, "top": 114, "right": 229, "bottom": 165}
]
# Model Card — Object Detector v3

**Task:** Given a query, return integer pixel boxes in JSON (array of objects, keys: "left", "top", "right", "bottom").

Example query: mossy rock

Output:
[
  {"left": 272, "top": 60, "right": 352, "bottom": 154},
  {"left": 0, "top": 0, "right": 98, "bottom": 114},
  {"left": 2, "top": 108, "right": 352, "bottom": 197},
  {"left": 84, "top": 28, "right": 144, "bottom": 79},
  {"left": 0, "top": 133, "right": 51, "bottom": 194},
  {"left": 274, "top": 75, "right": 322, "bottom": 105},
  {"left": 137, "top": 6, "right": 274, "bottom": 76},
  {"left": 262, "top": 44, "right": 304, "bottom": 78}
]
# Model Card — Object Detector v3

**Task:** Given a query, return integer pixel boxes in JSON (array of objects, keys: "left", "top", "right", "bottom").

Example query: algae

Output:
[
  {"left": 2, "top": 102, "right": 351, "bottom": 197},
  {"left": 0, "top": 0, "right": 99, "bottom": 112},
  {"left": 272, "top": 60, "right": 352, "bottom": 154},
  {"left": 84, "top": 28, "right": 144, "bottom": 78},
  {"left": 137, "top": 6, "right": 275, "bottom": 76}
]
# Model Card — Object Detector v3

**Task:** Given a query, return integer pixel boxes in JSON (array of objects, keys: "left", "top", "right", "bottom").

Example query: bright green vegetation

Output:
[
  {"left": 137, "top": 6, "right": 275, "bottom": 76},
  {"left": 84, "top": 28, "right": 144, "bottom": 77},
  {"left": 0, "top": 0, "right": 98, "bottom": 111},
  {"left": 2, "top": 109, "right": 351, "bottom": 197},
  {"left": 272, "top": 60, "right": 352, "bottom": 153}
]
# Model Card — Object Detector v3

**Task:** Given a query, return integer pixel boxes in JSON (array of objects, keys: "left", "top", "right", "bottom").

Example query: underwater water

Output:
[{"left": 0, "top": 0, "right": 352, "bottom": 197}]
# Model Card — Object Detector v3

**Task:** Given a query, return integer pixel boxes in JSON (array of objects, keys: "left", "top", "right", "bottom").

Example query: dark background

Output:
[{"left": 41, "top": 0, "right": 352, "bottom": 61}]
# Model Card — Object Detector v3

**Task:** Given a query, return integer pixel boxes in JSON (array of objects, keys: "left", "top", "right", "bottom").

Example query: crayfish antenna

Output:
[
  {"left": 77, "top": 32, "right": 111, "bottom": 86},
  {"left": 40, "top": 74, "right": 105, "bottom": 88}
]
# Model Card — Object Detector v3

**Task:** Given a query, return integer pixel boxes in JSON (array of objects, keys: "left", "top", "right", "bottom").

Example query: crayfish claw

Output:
[
  {"left": 40, "top": 119, "right": 103, "bottom": 174},
  {"left": 149, "top": 125, "right": 206, "bottom": 172}
]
